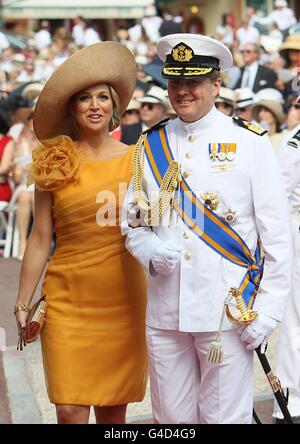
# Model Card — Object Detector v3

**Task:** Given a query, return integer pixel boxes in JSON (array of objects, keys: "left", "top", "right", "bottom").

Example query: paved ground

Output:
[{"left": 0, "top": 258, "right": 282, "bottom": 424}]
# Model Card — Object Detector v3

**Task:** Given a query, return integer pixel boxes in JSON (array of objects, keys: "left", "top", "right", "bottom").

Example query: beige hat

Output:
[
  {"left": 125, "top": 99, "right": 140, "bottom": 112},
  {"left": 234, "top": 88, "right": 255, "bottom": 109},
  {"left": 275, "top": 0, "right": 287, "bottom": 7},
  {"left": 216, "top": 87, "right": 235, "bottom": 105},
  {"left": 279, "top": 35, "right": 300, "bottom": 61},
  {"left": 33, "top": 42, "right": 137, "bottom": 142},
  {"left": 252, "top": 100, "right": 285, "bottom": 125},
  {"left": 138, "top": 85, "right": 168, "bottom": 106},
  {"left": 21, "top": 82, "right": 44, "bottom": 103}
]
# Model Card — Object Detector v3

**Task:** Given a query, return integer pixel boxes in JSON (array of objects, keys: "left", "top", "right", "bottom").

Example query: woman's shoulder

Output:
[{"left": 28, "top": 135, "right": 82, "bottom": 191}]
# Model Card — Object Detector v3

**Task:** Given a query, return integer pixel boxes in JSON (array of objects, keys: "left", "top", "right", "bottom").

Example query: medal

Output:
[
  {"left": 223, "top": 209, "right": 237, "bottom": 224},
  {"left": 225, "top": 143, "right": 236, "bottom": 161},
  {"left": 209, "top": 143, "right": 218, "bottom": 161},
  {"left": 201, "top": 192, "right": 219, "bottom": 211},
  {"left": 226, "top": 151, "right": 235, "bottom": 161},
  {"left": 209, "top": 143, "right": 237, "bottom": 162}
]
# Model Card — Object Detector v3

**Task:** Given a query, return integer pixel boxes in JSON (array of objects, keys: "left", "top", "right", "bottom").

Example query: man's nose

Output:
[{"left": 177, "top": 82, "right": 190, "bottom": 94}]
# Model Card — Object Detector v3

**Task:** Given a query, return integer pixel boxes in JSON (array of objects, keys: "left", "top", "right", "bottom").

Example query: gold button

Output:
[
  {"left": 185, "top": 152, "right": 192, "bottom": 159},
  {"left": 183, "top": 232, "right": 190, "bottom": 240},
  {"left": 188, "top": 134, "right": 196, "bottom": 143},
  {"left": 183, "top": 170, "right": 190, "bottom": 179},
  {"left": 184, "top": 251, "right": 192, "bottom": 261}
]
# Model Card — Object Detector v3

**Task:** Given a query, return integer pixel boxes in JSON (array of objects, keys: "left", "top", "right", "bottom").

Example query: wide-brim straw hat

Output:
[
  {"left": 279, "top": 35, "right": 300, "bottom": 59},
  {"left": 33, "top": 42, "right": 137, "bottom": 142},
  {"left": 251, "top": 100, "right": 285, "bottom": 125}
]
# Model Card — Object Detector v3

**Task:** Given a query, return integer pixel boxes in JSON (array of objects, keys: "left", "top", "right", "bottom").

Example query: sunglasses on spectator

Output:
[
  {"left": 141, "top": 103, "right": 155, "bottom": 110},
  {"left": 237, "top": 106, "right": 250, "bottom": 112},
  {"left": 124, "top": 109, "right": 139, "bottom": 115},
  {"left": 216, "top": 102, "right": 233, "bottom": 109},
  {"left": 290, "top": 104, "right": 300, "bottom": 110}
]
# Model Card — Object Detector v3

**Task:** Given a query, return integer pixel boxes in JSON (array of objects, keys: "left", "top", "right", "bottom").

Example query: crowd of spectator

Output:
[{"left": 0, "top": 0, "right": 299, "bottom": 259}]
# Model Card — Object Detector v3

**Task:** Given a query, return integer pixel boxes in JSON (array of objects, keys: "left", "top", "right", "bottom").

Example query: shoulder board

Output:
[
  {"left": 232, "top": 116, "right": 268, "bottom": 136},
  {"left": 141, "top": 118, "right": 170, "bottom": 135},
  {"left": 287, "top": 128, "right": 300, "bottom": 149}
]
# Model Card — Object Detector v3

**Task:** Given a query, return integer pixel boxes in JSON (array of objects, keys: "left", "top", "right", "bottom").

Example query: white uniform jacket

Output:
[
  {"left": 277, "top": 124, "right": 300, "bottom": 218},
  {"left": 122, "top": 106, "right": 292, "bottom": 332}
]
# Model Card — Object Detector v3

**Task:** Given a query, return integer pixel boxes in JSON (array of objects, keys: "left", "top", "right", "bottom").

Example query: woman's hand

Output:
[{"left": 15, "top": 310, "right": 29, "bottom": 329}]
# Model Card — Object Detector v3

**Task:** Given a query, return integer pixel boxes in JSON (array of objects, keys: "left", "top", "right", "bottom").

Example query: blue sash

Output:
[{"left": 144, "top": 126, "right": 264, "bottom": 308}]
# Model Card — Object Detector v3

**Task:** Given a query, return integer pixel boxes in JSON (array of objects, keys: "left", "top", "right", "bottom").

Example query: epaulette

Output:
[
  {"left": 287, "top": 128, "right": 300, "bottom": 149},
  {"left": 141, "top": 118, "right": 170, "bottom": 135},
  {"left": 232, "top": 116, "right": 268, "bottom": 136}
]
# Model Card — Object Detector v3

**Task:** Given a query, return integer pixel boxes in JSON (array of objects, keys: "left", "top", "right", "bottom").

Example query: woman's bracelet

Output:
[{"left": 14, "top": 304, "right": 30, "bottom": 314}]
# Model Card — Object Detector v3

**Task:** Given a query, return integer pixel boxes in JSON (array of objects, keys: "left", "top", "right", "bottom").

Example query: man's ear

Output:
[{"left": 213, "top": 77, "right": 222, "bottom": 97}]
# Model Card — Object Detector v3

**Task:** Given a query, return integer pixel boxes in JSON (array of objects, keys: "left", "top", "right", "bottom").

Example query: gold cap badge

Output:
[{"left": 172, "top": 43, "right": 194, "bottom": 63}]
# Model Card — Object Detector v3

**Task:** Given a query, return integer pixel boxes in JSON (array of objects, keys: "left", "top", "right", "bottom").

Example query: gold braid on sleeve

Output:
[{"left": 133, "top": 132, "right": 182, "bottom": 226}]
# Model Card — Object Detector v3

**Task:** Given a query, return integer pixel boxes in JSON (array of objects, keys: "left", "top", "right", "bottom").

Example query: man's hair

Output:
[
  {"left": 208, "top": 70, "right": 222, "bottom": 83},
  {"left": 245, "top": 43, "right": 261, "bottom": 55}
]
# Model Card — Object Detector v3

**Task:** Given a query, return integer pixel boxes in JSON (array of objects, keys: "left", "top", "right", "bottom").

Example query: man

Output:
[
  {"left": 138, "top": 85, "right": 169, "bottom": 130},
  {"left": 234, "top": 87, "right": 255, "bottom": 121},
  {"left": 268, "top": 0, "right": 296, "bottom": 35},
  {"left": 215, "top": 86, "right": 235, "bottom": 116},
  {"left": 233, "top": 43, "right": 278, "bottom": 93},
  {"left": 122, "top": 33, "right": 291, "bottom": 424},
  {"left": 236, "top": 18, "right": 260, "bottom": 51},
  {"left": 273, "top": 118, "right": 300, "bottom": 424},
  {"left": 120, "top": 99, "right": 142, "bottom": 145}
]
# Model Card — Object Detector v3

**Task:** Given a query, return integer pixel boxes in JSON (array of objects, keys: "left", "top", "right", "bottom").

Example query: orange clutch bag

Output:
[{"left": 17, "top": 296, "right": 48, "bottom": 351}]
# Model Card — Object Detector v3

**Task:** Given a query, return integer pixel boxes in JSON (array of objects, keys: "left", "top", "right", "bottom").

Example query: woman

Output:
[
  {"left": 251, "top": 99, "right": 287, "bottom": 149},
  {"left": 12, "top": 106, "right": 36, "bottom": 260},
  {"left": 0, "top": 114, "right": 15, "bottom": 202},
  {"left": 14, "top": 42, "right": 147, "bottom": 424}
]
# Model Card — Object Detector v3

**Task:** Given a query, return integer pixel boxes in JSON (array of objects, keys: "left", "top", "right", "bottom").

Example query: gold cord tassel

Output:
[
  {"left": 133, "top": 133, "right": 181, "bottom": 225},
  {"left": 207, "top": 304, "right": 226, "bottom": 364}
]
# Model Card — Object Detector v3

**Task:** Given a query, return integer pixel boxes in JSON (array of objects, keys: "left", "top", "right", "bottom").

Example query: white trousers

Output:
[
  {"left": 274, "top": 218, "right": 300, "bottom": 418},
  {"left": 146, "top": 326, "right": 253, "bottom": 424}
]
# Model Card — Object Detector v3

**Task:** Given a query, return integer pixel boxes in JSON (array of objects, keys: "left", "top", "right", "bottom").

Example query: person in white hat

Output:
[
  {"left": 215, "top": 86, "right": 235, "bottom": 116},
  {"left": 234, "top": 87, "right": 255, "bottom": 121},
  {"left": 272, "top": 99, "right": 300, "bottom": 424},
  {"left": 267, "top": 1, "right": 296, "bottom": 34},
  {"left": 122, "top": 33, "right": 291, "bottom": 424},
  {"left": 251, "top": 99, "right": 287, "bottom": 149},
  {"left": 138, "top": 85, "right": 169, "bottom": 130}
]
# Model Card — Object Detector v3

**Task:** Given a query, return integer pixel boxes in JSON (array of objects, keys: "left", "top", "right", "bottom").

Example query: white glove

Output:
[
  {"left": 237, "top": 314, "right": 277, "bottom": 351},
  {"left": 150, "top": 240, "right": 182, "bottom": 276}
]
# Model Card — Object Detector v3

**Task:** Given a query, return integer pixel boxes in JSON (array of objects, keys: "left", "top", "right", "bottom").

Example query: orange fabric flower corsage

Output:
[{"left": 27, "top": 135, "right": 82, "bottom": 191}]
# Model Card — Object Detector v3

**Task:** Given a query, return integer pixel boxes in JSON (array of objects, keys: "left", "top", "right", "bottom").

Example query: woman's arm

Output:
[
  {"left": 15, "top": 188, "right": 54, "bottom": 326},
  {"left": 0, "top": 140, "right": 15, "bottom": 175}
]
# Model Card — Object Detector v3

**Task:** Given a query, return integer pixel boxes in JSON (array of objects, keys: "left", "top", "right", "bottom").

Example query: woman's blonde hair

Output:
[{"left": 108, "top": 85, "right": 121, "bottom": 131}]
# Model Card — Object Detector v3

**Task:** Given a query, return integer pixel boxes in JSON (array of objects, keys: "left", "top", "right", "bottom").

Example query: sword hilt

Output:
[{"left": 225, "top": 287, "right": 258, "bottom": 325}]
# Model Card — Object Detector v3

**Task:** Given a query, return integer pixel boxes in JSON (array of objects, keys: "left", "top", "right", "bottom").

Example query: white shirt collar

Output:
[{"left": 176, "top": 105, "right": 219, "bottom": 135}]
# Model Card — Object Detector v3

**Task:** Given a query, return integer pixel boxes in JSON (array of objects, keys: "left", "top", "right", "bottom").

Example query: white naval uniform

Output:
[
  {"left": 122, "top": 106, "right": 292, "bottom": 424},
  {"left": 274, "top": 124, "right": 300, "bottom": 419}
]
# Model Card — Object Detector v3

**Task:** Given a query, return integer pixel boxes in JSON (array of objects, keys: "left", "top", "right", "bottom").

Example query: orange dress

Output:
[{"left": 29, "top": 136, "right": 147, "bottom": 406}]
